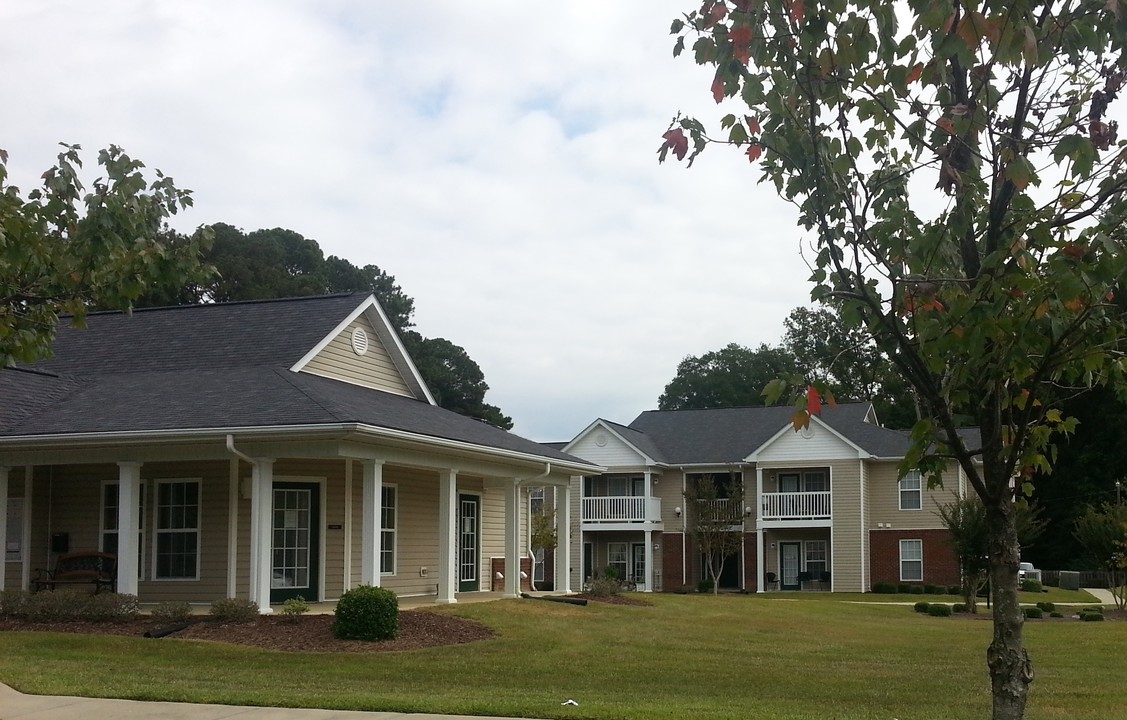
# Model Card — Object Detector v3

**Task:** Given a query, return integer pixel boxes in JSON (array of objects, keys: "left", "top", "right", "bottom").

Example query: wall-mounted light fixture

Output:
[
  {"left": 674, "top": 506, "right": 682, "bottom": 517},
  {"left": 744, "top": 506, "right": 753, "bottom": 517}
]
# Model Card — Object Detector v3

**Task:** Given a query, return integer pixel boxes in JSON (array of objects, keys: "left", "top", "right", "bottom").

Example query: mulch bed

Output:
[{"left": 0, "top": 610, "right": 495, "bottom": 653}]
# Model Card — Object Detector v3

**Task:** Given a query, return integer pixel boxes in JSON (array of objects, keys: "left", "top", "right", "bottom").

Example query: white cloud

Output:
[{"left": 1, "top": 0, "right": 814, "bottom": 441}]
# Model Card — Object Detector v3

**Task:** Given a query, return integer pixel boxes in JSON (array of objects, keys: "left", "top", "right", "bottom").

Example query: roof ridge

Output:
[{"left": 276, "top": 370, "right": 346, "bottom": 422}]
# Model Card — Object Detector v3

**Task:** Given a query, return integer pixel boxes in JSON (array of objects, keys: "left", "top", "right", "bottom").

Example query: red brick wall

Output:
[
  {"left": 743, "top": 533, "right": 758, "bottom": 592},
  {"left": 659, "top": 533, "right": 759, "bottom": 592},
  {"left": 869, "top": 529, "right": 959, "bottom": 587},
  {"left": 489, "top": 557, "right": 532, "bottom": 592}
]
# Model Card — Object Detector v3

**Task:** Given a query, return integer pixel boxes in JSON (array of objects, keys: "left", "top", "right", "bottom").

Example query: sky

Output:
[{"left": 1, "top": 1, "right": 814, "bottom": 442}]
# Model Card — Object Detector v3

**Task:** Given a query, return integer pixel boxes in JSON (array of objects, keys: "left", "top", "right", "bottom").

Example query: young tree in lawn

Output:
[
  {"left": 0, "top": 144, "right": 210, "bottom": 366},
  {"left": 1073, "top": 502, "right": 1127, "bottom": 609},
  {"left": 684, "top": 472, "right": 745, "bottom": 594},
  {"left": 661, "top": 2, "right": 1127, "bottom": 718}
]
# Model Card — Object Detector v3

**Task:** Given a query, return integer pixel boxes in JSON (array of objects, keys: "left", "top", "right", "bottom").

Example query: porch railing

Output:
[
  {"left": 582, "top": 496, "right": 661, "bottom": 523},
  {"left": 760, "top": 491, "right": 831, "bottom": 521}
]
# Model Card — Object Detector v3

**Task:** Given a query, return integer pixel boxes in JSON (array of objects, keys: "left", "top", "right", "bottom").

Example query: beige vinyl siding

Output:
[
  {"left": 301, "top": 314, "right": 413, "bottom": 396},
  {"left": 658, "top": 469, "right": 686, "bottom": 528},
  {"left": 828, "top": 461, "right": 864, "bottom": 592},
  {"left": 866, "top": 462, "right": 960, "bottom": 530},
  {"left": 478, "top": 480, "right": 506, "bottom": 591},
  {"left": 354, "top": 466, "right": 439, "bottom": 596}
]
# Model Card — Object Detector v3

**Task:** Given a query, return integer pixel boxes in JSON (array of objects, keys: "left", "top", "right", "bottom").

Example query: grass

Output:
[{"left": 0, "top": 593, "right": 1124, "bottom": 720}]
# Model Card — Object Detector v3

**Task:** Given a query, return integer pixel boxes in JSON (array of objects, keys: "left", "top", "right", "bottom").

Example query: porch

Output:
[{"left": 581, "top": 495, "right": 662, "bottom": 525}]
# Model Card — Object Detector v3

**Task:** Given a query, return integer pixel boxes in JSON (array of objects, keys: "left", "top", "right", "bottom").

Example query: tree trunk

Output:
[{"left": 985, "top": 499, "right": 1033, "bottom": 720}]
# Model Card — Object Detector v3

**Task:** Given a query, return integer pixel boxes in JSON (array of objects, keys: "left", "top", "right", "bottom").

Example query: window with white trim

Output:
[
  {"left": 805, "top": 540, "right": 828, "bottom": 578},
  {"left": 380, "top": 485, "right": 397, "bottom": 575},
  {"left": 607, "top": 542, "right": 629, "bottom": 581},
  {"left": 101, "top": 482, "right": 145, "bottom": 579},
  {"left": 900, "top": 539, "right": 923, "bottom": 581},
  {"left": 899, "top": 471, "right": 922, "bottom": 510},
  {"left": 154, "top": 480, "right": 200, "bottom": 580}
]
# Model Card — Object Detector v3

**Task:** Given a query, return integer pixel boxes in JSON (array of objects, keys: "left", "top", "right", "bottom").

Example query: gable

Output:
[
  {"left": 297, "top": 311, "right": 414, "bottom": 397},
  {"left": 564, "top": 423, "right": 650, "bottom": 467},
  {"left": 753, "top": 420, "right": 865, "bottom": 462}
]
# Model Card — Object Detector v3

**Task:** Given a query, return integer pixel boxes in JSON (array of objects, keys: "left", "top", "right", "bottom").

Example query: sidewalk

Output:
[{"left": 0, "top": 681, "right": 540, "bottom": 720}]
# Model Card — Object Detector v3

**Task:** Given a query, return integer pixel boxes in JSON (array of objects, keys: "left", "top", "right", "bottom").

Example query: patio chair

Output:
[
  {"left": 765, "top": 572, "right": 778, "bottom": 591},
  {"left": 797, "top": 571, "right": 813, "bottom": 590}
]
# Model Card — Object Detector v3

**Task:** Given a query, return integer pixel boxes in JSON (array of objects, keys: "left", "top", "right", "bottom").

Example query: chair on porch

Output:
[
  {"left": 818, "top": 571, "right": 831, "bottom": 590},
  {"left": 765, "top": 571, "right": 778, "bottom": 591},
  {"left": 797, "top": 571, "right": 813, "bottom": 590}
]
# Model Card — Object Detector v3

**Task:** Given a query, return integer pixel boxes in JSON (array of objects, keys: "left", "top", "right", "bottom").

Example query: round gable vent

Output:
[
  {"left": 595, "top": 433, "right": 608, "bottom": 447},
  {"left": 351, "top": 327, "right": 369, "bottom": 356}
]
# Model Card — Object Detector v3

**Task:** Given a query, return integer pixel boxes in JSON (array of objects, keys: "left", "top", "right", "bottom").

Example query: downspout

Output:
[
  {"left": 225, "top": 435, "right": 254, "bottom": 601},
  {"left": 680, "top": 467, "right": 687, "bottom": 588},
  {"left": 520, "top": 463, "right": 551, "bottom": 593},
  {"left": 226, "top": 434, "right": 254, "bottom": 465}
]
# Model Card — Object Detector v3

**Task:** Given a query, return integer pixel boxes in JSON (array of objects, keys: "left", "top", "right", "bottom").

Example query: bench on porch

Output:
[{"left": 33, "top": 551, "right": 118, "bottom": 594}]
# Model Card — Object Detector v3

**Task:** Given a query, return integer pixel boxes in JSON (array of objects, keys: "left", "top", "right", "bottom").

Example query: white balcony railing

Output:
[
  {"left": 582, "top": 496, "right": 662, "bottom": 523},
  {"left": 761, "top": 491, "right": 831, "bottom": 521}
]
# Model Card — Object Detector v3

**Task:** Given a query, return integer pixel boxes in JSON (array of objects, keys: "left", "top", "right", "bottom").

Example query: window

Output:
[
  {"left": 803, "top": 471, "right": 828, "bottom": 492},
  {"left": 900, "top": 539, "right": 923, "bottom": 581},
  {"left": 380, "top": 485, "right": 397, "bottom": 575},
  {"left": 607, "top": 542, "right": 629, "bottom": 581},
  {"left": 608, "top": 476, "right": 630, "bottom": 497},
  {"left": 899, "top": 471, "right": 922, "bottom": 510},
  {"left": 102, "top": 483, "right": 145, "bottom": 578},
  {"left": 529, "top": 487, "right": 545, "bottom": 516},
  {"left": 805, "top": 540, "right": 827, "bottom": 577},
  {"left": 154, "top": 480, "right": 199, "bottom": 580}
]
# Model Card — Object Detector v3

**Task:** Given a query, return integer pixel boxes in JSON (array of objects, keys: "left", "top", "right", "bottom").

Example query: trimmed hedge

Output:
[
  {"left": 1023, "top": 607, "right": 1043, "bottom": 619},
  {"left": 333, "top": 585, "right": 399, "bottom": 641},
  {"left": 210, "top": 597, "right": 259, "bottom": 624},
  {"left": 927, "top": 604, "right": 953, "bottom": 617},
  {"left": 913, "top": 601, "right": 931, "bottom": 613},
  {"left": 872, "top": 582, "right": 897, "bottom": 594}
]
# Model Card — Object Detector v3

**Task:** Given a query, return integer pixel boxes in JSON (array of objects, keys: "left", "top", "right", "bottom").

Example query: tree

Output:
[
  {"left": 658, "top": 342, "right": 797, "bottom": 409},
  {"left": 402, "top": 332, "right": 513, "bottom": 430},
  {"left": 937, "top": 496, "right": 1046, "bottom": 613},
  {"left": 1073, "top": 503, "right": 1127, "bottom": 609},
  {"left": 1, "top": 144, "right": 210, "bottom": 366},
  {"left": 683, "top": 472, "right": 745, "bottom": 594},
  {"left": 782, "top": 306, "right": 917, "bottom": 427},
  {"left": 529, "top": 502, "right": 557, "bottom": 593},
  {"left": 662, "top": 2, "right": 1127, "bottom": 717}
]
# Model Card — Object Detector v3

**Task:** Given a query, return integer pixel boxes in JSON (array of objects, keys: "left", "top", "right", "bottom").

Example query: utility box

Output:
[{"left": 1059, "top": 570, "right": 1080, "bottom": 591}]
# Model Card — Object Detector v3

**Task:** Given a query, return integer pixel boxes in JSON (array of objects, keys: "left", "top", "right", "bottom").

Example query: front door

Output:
[
  {"left": 631, "top": 543, "right": 646, "bottom": 590},
  {"left": 780, "top": 542, "right": 801, "bottom": 591},
  {"left": 270, "top": 482, "right": 320, "bottom": 603},
  {"left": 458, "top": 494, "right": 480, "bottom": 592}
]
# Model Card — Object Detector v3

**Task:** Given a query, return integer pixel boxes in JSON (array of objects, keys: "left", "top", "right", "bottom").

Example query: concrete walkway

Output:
[
  {"left": 0, "top": 682, "right": 542, "bottom": 720},
  {"left": 1081, "top": 587, "right": 1117, "bottom": 605}
]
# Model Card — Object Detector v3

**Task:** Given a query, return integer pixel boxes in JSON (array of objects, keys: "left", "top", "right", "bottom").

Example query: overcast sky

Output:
[{"left": 2, "top": 1, "right": 814, "bottom": 442}]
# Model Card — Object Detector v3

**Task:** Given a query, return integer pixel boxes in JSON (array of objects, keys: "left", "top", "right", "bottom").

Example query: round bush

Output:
[
  {"left": 151, "top": 600, "right": 194, "bottom": 623},
  {"left": 952, "top": 603, "right": 967, "bottom": 613},
  {"left": 1023, "top": 607, "right": 1043, "bottom": 619},
  {"left": 1036, "top": 601, "right": 1056, "bottom": 613},
  {"left": 1020, "top": 578, "right": 1043, "bottom": 593},
  {"left": 872, "top": 582, "right": 897, "bottom": 594},
  {"left": 909, "top": 585, "right": 925, "bottom": 595},
  {"left": 927, "top": 604, "right": 953, "bottom": 617},
  {"left": 333, "top": 585, "right": 398, "bottom": 641},
  {"left": 210, "top": 597, "right": 259, "bottom": 624},
  {"left": 1081, "top": 610, "right": 1105, "bottom": 622},
  {"left": 913, "top": 601, "right": 931, "bottom": 613},
  {"left": 1050, "top": 611, "right": 1064, "bottom": 618},
  {"left": 947, "top": 585, "right": 961, "bottom": 595}
]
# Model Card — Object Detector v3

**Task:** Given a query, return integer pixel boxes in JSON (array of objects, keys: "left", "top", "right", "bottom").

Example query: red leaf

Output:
[
  {"left": 746, "top": 115, "right": 761, "bottom": 135},
  {"left": 937, "top": 117, "right": 955, "bottom": 134},
  {"left": 789, "top": 0, "right": 805, "bottom": 23},
  {"left": 807, "top": 386, "right": 822, "bottom": 416},
  {"left": 746, "top": 143, "right": 763, "bottom": 162},
  {"left": 663, "top": 129, "right": 689, "bottom": 161},
  {"left": 906, "top": 63, "right": 924, "bottom": 84},
  {"left": 709, "top": 2, "right": 728, "bottom": 25},
  {"left": 730, "top": 25, "right": 754, "bottom": 65},
  {"left": 711, "top": 72, "right": 725, "bottom": 104}
]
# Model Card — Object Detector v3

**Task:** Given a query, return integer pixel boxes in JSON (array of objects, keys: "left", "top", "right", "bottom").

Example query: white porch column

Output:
[
  {"left": 248, "top": 458, "right": 275, "bottom": 613},
  {"left": 0, "top": 467, "right": 8, "bottom": 591},
  {"left": 436, "top": 469, "right": 458, "bottom": 604},
  {"left": 226, "top": 459, "right": 240, "bottom": 600},
  {"left": 503, "top": 480, "right": 521, "bottom": 599},
  {"left": 555, "top": 484, "right": 572, "bottom": 594},
  {"left": 21, "top": 467, "right": 32, "bottom": 590},
  {"left": 644, "top": 529, "right": 654, "bottom": 593},
  {"left": 756, "top": 467, "right": 765, "bottom": 593},
  {"left": 360, "top": 460, "right": 384, "bottom": 587},
  {"left": 116, "top": 462, "right": 142, "bottom": 596}
]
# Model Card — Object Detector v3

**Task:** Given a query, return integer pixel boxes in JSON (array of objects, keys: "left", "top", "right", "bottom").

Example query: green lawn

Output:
[{"left": 0, "top": 594, "right": 1123, "bottom": 720}]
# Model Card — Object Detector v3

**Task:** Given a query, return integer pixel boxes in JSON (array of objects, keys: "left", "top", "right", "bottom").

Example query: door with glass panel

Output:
[
  {"left": 270, "top": 482, "right": 320, "bottom": 603},
  {"left": 780, "top": 542, "right": 801, "bottom": 591},
  {"left": 458, "top": 494, "right": 480, "bottom": 592}
]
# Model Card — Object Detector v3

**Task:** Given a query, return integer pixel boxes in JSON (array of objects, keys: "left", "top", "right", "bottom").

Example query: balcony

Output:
[
  {"left": 582, "top": 496, "right": 662, "bottom": 524},
  {"left": 761, "top": 491, "right": 831, "bottom": 521}
]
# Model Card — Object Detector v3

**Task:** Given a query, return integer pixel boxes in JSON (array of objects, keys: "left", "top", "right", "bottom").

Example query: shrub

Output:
[
  {"left": 333, "top": 585, "right": 398, "bottom": 641},
  {"left": 897, "top": 584, "right": 911, "bottom": 594},
  {"left": 1020, "top": 578, "right": 1043, "bottom": 593},
  {"left": 585, "top": 575, "right": 623, "bottom": 597},
  {"left": 697, "top": 579, "right": 714, "bottom": 593},
  {"left": 948, "top": 585, "right": 961, "bottom": 595},
  {"left": 1023, "top": 607, "right": 1043, "bottom": 619},
  {"left": 151, "top": 600, "right": 194, "bottom": 623},
  {"left": 1050, "top": 611, "right": 1064, "bottom": 618},
  {"left": 1036, "top": 601, "right": 1056, "bottom": 613},
  {"left": 923, "top": 584, "right": 940, "bottom": 595},
  {"left": 909, "top": 585, "right": 925, "bottom": 595},
  {"left": 0, "top": 589, "right": 30, "bottom": 617},
  {"left": 928, "top": 604, "right": 953, "bottom": 617},
  {"left": 210, "top": 597, "right": 260, "bottom": 624},
  {"left": 82, "top": 593, "right": 140, "bottom": 622},
  {"left": 1081, "top": 610, "right": 1105, "bottom": 622},
  {"left": 952, "top": 603, "right": 967, "bottom": 613},
  {"left": 24, "top": 589, "right": 89, "bottom": 622},
  {"left": 872, "top": 582, "right": 897, "bottom": 593},
  {"left": 280, "top": 596, "right": 311, "bottom": 621},
  {"left": 913, "top": 601, "right": 931, "bottom": 613}
]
